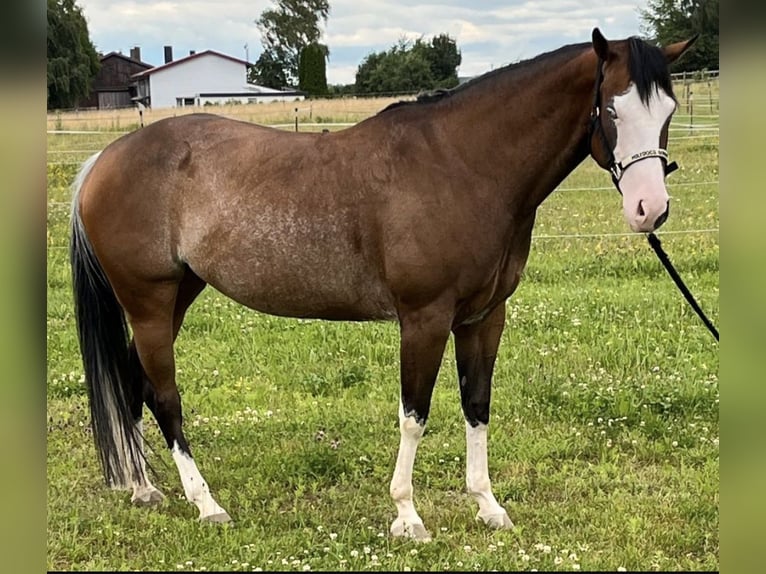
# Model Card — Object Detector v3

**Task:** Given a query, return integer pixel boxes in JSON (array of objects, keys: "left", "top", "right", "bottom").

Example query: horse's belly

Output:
[{"left": 192, "top": 253, "right": 397, "bottom": 322}]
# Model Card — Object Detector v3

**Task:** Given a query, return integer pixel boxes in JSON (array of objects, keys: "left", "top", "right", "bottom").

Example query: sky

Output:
[{"left": 78, "top": 0, "right": 650, "bottom": 86}]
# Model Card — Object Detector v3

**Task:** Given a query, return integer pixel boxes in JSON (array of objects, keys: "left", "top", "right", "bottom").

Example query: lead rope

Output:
[{"left": 646, "top": 232, "right": 719, "bottom": 341}]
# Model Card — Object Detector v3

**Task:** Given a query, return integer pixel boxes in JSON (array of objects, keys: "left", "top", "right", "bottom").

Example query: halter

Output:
[{"left": 588, "top": 58, "right": 678, "bottom": 193}]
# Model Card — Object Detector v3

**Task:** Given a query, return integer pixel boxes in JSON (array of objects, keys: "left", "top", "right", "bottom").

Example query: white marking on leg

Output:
[
  {"left": 465, "top": 421, "right": 513, "bottom": 529},
  {"left": 389, "top": 402, "right": 430, "bottom": 541},
  {"left": 129, "top": 419, "right": 164, "bottom": 505},
  {"left": 104, "top": 393, "right": 143, "bottom": 492},
  {"left": 171, "top": 440, "right": 230, "bottom": 521}
]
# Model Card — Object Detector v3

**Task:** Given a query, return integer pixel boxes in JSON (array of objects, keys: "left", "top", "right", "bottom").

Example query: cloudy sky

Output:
[{"left": 78, "top": 0, "right": 650, "bottom": 85}]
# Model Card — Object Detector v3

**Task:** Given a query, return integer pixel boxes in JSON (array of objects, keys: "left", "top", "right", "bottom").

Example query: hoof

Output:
[
  {"left": 201, "top": 511, "right": 232, "bottom": 524},
  {"left": 131, "top": 488, "right": 165, "bottom": 507},
  {"left": 390, "top": 519, "right": 431, "bottom": 542},
  {"left": 477, "top": 510, "right": 514, "bottom": 530}
]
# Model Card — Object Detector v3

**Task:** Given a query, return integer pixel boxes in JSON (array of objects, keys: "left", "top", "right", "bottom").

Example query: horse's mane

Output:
[
  {"left": 379, "top": 36, "right": 674, "bottom": 114},
  {"left": 627, "top": 37, "right": 675, "bottom": 103}
]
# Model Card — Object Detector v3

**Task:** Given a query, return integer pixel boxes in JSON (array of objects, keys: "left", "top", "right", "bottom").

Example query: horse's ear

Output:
[
  {"left": 592, "top": 27, "right": 611, "bottom": 61},
  {"left": 664, "top": 34, "right": 699, "bottom": 64}
]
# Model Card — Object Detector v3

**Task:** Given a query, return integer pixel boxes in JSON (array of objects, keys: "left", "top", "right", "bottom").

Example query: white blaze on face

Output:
[{"left": 610, "top": 83, "right": 677, "bottom": 232}]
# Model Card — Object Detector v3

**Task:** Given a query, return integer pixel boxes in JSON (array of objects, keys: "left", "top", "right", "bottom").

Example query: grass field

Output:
[{"left": 47, "top": 92, "right": 718, "bottom": 571}]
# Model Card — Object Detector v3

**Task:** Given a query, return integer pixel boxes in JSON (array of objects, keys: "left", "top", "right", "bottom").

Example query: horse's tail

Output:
[{"left": 70, "top": 152, "right": 143, "bottom": 488}]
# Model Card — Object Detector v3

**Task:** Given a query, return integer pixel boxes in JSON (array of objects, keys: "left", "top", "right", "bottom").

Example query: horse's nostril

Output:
[{"left": 637, "top": 200, "right": 645, "bottom": 217}]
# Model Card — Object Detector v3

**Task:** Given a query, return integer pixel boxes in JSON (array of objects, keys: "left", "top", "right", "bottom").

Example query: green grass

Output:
[{"left": 47, "top": 113, "right": 718, "bottom": 571}]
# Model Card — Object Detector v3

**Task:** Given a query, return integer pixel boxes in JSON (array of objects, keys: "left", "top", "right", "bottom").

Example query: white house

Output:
[{"left": 132, "top": 49, "right": 305, "bottom": 109}]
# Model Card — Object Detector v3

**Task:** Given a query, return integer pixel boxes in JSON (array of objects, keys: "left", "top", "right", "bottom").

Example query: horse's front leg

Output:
[
  {"left": 390, "top": 304, "right": 453, "bottom": 542},
  {"left": 453, "top": 303, "right": 514, "bottom": 530}
]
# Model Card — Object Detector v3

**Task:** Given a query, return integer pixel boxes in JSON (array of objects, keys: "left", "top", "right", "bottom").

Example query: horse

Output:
[{"left": 69, "top": 29, "right": 695, "bottom": 540}]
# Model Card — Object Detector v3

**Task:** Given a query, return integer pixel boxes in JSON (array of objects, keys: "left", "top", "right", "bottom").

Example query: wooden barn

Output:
[{"left": 83, "top": 47, "right": 153, "bottom": 109}]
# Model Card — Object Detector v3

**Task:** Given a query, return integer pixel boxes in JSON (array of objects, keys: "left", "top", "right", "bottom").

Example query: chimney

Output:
[
  {"left": 164, "top": 45, "right": 173, "bottom": 63},
  {"left": 130, "top": 46, "right": 141, "bottom": 62},
  {"left": 189, "top": 50, "right": 196, "bottom": 56}
]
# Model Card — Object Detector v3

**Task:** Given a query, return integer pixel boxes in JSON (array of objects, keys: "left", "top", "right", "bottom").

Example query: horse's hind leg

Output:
[
  {"left": 122, "top": 274, "right": 230, "bottom": 522},
  {"left": 121, "top": 370, "right": 165, "bottom": 506},
  {"left": 100, "top": 335, "right": 163, "bottom": 506},
  {"left": 123, "top": 272, "right": 209, "bottom": 507},
  {"left": 452, "top": 303, "right": 513, "bottom": 530}
]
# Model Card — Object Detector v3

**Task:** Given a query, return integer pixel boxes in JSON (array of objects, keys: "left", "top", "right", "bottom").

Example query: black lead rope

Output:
[{"left": 646, "top": 232, "right": 719, "bottom": 341}]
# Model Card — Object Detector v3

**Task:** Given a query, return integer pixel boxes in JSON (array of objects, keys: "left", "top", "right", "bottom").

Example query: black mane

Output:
[{"left": 627, "top": 36, "right": 675, "bottom": 104}]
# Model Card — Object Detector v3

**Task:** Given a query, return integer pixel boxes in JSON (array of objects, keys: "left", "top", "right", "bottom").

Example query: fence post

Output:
[{"left": 688, "top": 85, "right": 694, "bottom": 136}]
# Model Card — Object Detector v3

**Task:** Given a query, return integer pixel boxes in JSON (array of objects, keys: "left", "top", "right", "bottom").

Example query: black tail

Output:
[{"left": 70, "top": 154, "right": 144, "bottom": 487}]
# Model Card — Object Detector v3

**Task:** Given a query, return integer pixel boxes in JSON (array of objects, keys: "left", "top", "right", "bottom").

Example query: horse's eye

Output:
[{"left": 606, "top": 106, "right": 618, "bottom": 120}]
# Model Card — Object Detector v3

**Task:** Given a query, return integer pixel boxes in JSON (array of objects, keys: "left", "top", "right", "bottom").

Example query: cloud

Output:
[{"left": 78, "top": 0, "right": 647, "bottom": 85}]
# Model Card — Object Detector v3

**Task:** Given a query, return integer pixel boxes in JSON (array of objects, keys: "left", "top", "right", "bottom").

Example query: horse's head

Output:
[{"left": 588, "top": 28, "right": 697, "bottom": 233}]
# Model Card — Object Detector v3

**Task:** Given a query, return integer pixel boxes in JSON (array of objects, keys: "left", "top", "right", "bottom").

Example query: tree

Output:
[
  {"left": 298, "top": 43, "right": 328, "bottom": 96},
  {"left": 47, "top": 0, "right": 100, "bottom": 109},
  {"left": 416, "top": 34, "right": 462, "bottom": 88},
  {"left": 248, "top": 50, "right": 288, "bottom": 88},
  {"left": 256, "top": 0, "right": 330, "bottom": 87},
  {"left": 639, "top": 0, "right": 718, "bottom": 72},
  {"left": 355, "top": 34, "right": 462, "bottom": 95}
]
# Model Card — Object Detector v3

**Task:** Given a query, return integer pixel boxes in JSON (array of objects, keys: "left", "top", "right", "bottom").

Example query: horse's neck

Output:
[{"left": 443, "top": 49, "right": 596, "bottom": 213}]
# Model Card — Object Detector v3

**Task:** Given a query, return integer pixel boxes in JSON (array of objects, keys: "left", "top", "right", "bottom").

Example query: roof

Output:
[
  {"left": 132, "top": 50, "right": 251, "bottom": 78},
  {"left": 99, "top": 51, "right": 153, "bottom": 69},
  {"left": 197, "top": 90, "right": 306, "bottom": 98}
]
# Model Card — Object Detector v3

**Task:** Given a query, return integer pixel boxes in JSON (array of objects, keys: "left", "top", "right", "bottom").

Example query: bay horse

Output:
[{"left": 70, "top": 29, "right": 695, "bottom": 540}]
